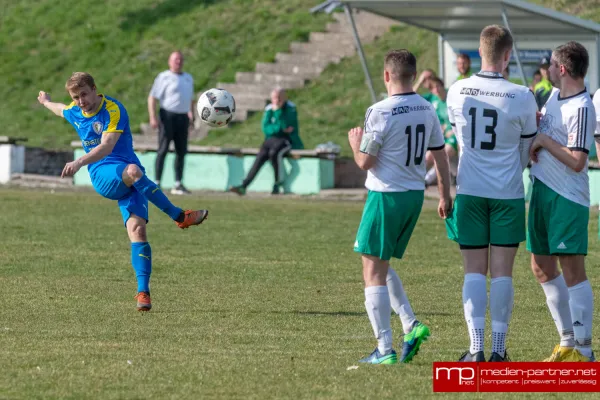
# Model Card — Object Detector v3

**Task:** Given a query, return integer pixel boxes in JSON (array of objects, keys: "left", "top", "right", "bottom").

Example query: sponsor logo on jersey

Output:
[
  {"left": 391, "top": 105, "right": 431, "bottom": 115},
  {"left": 460, "top": 87, "right": 515, "bottom": 98}
]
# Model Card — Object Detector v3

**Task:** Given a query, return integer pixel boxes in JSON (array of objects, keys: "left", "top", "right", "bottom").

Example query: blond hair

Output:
[
  {"left": 480, "top": 25, "right": 513, "bottom": 64},
  {"left": 65, "top": 72, "right": 96, "bottom": 92}
]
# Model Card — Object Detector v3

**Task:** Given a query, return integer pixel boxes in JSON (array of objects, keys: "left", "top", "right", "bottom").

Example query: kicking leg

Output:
[{"left": 121, "top": 164, "right": 207, "bottom": 229}]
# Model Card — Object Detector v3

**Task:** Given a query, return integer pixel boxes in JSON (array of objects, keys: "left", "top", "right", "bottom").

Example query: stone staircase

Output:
[{"left": 136, "top": 10, "right": 399, "bottom": 146}]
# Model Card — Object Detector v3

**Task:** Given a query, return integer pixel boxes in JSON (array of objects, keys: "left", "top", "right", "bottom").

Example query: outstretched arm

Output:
[{"left": 38, "top": 91, "right": 66, "bottom": 118}]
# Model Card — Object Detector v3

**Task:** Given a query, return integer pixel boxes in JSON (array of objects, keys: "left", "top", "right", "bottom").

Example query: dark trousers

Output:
[
  {"left": 242, "top": 136, "right": 292, "bottom": 188},
  {"left": 155, "top": 108, "right": 189, "bottom": 183}
]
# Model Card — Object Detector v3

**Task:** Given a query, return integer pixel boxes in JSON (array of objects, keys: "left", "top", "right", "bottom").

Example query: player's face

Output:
[
  {"left": 68, "top": 85, "right": 99, "bottom": 113},
  {"left": 457, "top": 57, "right": 469, "bottom": 74},
  {"left": 548, "top": 57, "right": 560, "bottom": 86}
]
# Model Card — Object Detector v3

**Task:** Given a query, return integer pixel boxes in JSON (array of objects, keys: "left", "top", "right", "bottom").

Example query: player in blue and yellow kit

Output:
[{"left": 37, "top": 72, "right": 208, "bottom": 311}]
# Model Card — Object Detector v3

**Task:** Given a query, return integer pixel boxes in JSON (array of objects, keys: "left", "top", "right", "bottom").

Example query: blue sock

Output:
[
  {"left": 131, "top": 242, "right": 152, "bottom": 293},
  {"left": 132, "top": 175, "right": 182, "bottom": 220}
]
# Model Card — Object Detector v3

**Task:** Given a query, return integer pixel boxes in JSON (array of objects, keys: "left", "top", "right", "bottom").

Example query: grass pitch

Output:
[{"left": 0, "top": 188, "right": 599, "bottom": 399}]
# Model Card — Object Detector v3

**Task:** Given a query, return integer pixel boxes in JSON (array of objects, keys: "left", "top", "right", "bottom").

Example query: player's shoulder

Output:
[
  {"left": 156, "top": 70, "right": 171, "bottom": 79},
  {"left": 103, "top": 95, "right": 128, "bottom": 116},
  {"left": 560, "top": 89, "right": 593, "bottom": 109},
  {"left": 285, "top": 100, "right": 296, "bottom": 109}
]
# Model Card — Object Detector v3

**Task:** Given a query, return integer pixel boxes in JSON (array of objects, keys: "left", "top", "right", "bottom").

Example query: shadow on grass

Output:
[{"left": 120, "top": 0, "right": 216, "bottom": 32}]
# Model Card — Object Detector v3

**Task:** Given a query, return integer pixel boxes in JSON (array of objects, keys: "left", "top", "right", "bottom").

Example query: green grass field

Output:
[{"left": 1, "top": 188, "right": 599, "bottom": 399}]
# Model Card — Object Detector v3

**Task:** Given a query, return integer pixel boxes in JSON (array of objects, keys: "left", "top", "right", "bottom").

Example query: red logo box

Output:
[{"left": 433, "top": 362, "right": 600, "bottom": 392}]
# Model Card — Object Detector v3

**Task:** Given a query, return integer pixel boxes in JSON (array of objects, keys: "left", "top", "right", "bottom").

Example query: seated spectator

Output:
[
  {"left": 534, "top": 58, "right": 553, "bottom": 110},
  {"left": 229, "top": 88, "right": 303, "bottom": 196},
  {"left": 455, "top": 53, "right": 473, "bottom": 82},
  {"left": 422, "top": 77, "right": 458, "bottom": 186}
]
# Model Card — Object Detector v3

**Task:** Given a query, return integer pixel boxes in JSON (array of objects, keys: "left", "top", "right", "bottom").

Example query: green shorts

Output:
[
  {"left": 354, "top": 190, "right": 424, "bottom": 260},
  {"left": 444, "top": 133, "right": 458, "bottom": 152},
  {"left": 445, "top": 194, "right": 526, "bottom": 247},
  {"left": 527, "top": 179, "right": 588, "bottom": 255}
]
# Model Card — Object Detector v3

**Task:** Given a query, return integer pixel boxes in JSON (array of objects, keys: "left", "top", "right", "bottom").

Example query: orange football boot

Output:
[
  {"left": 176, "top": 210, "right": 209, "bottom": 229},
  {"left": 134, "top": 292, "right": 152, "bottom": 312}
]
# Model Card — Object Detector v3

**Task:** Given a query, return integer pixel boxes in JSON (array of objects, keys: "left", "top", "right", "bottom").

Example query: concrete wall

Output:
[
  {"left": 73, "top": 149, "right": 335, "bottom": 195},
  {"left": 24, "top": 147, "right": 73, "bottom": 176}
]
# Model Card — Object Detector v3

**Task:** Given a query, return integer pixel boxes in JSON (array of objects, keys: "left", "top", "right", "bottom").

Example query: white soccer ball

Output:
[{"left": 197, "top": 88, "right": 236, "bottom": 128}]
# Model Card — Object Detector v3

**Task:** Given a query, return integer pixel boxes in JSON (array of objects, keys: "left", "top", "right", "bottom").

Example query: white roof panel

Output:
[{"left": 314, "top": 0, "right": 600, "bottom": 36}]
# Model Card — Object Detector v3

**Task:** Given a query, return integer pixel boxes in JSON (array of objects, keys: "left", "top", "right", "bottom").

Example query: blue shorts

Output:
[{"left": 90, "top": 163, "right": 148, "bottom": 225}]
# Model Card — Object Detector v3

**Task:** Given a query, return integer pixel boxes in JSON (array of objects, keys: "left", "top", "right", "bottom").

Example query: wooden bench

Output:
[
  {"left": 70, "top": 141, "right": 339, "bottom": 194},
  {"left": 0, "top": 136, "right": 28, "bottom": 145}
]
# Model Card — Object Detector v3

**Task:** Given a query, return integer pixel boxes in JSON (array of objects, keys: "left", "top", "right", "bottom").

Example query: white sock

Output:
[
  {"left": 175, "top": 180, "right": 181, "bottom": 186},
  {"left": 364, "top": 286, "right": 393, "bottom": 355},
  {"left": 386, "top": 267, "right": 416, "bottom": 334},
  {"left": 425, "top": 167, "right": 437, "bottom": 185},
  {"left": 463, "top": 273, "right": 487, "bottom": 354},
  {"left": 568, "top": 280, "right": 594, "bottom": 357},
  {"left": 490, "top": 277, "right": 513, "bottom": 357},
  {"left": 541, "top": 275, "right": 574, "bottom": 348}
]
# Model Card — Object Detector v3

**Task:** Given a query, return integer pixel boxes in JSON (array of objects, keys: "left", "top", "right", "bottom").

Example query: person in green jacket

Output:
[
  {"left": 534, "top": 58, "right": 553, "bottom": 110},
  {"left": 229, "top": 88, "right": 303, "bottom": 195}
]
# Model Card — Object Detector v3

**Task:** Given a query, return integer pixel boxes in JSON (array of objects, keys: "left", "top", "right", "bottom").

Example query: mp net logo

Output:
[{"left": 433, "top": 362, "right": 600, "bottom": 393}]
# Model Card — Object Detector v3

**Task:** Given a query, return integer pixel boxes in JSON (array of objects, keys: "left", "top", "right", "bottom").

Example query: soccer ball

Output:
[{"left": 197, "top": 88, "right": 236, "bottom": 128}]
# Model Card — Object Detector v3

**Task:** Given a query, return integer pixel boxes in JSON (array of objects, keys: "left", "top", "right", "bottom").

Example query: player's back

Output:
[
  {"left": 447, "top": 72, "right": 537, "bottom": 199},
  {"left": 364, "top": 93, "right": 445, "bottom": 192}
]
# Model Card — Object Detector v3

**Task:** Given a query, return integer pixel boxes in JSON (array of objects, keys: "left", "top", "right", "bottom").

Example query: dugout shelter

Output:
[{"left": 312, "top": 0, "right": 600, "bottom": 104}]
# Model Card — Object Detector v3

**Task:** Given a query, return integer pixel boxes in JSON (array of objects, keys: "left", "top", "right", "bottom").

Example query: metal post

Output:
[
  {"left": 438, "top": 34, "right": 446, "bottom": 85},
  {"left": 344, "top": 5, "right": 377, "bottom": 103},
  {"left": 501, "top": 7, "right": 528, "bottom": 87}
]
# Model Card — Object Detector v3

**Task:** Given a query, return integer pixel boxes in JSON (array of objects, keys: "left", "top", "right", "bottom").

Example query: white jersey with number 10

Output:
[{"left": 360, "top": 93, "right": 446, "bottom": 192}]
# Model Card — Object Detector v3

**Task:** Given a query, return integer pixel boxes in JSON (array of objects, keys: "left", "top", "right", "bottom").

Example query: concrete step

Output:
[
  {"left": 275, "top": 52, "right": 342, "bottom": 65},
  {"left": 289, "top": 41, "right": 355, "bottom": 57},
  {"left": 217, "top": 82, "right": 277, "bottom": 97},
  {"left": 232, "top": 108, "right": 252, "bottom": 122},
  {"left": 234, "top": 97, "right": 269, "bottom": 111},
  {"left": 309, "top": 31, "right": 380, "bottom": 44},
  {"left": 255, "top": 62, "right": 325, "bottom": 78},
  {"left": 235, "top": 72, "right": 305, "bottom": 88}
]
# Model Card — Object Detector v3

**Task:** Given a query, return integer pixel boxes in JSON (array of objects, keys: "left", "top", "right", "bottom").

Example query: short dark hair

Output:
[
  {"left": 384, "top": 49, "right": 417, "bottom": 83},
  {"left": 479, "top": 25, "right": 513, "bottom": 64},
  {"left": 457, "top": 53, "right": 471, "bottom": 62},
  {"left": 533, "top": 69, "right": 541, "bottom": 76},
  {"left": 552, "top": 41, "right": 589, "bottom": 79}
]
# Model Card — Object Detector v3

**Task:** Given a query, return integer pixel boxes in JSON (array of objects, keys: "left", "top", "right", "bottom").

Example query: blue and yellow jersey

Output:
[{"left": 63, "top": 94, "right": 142, "bottom": 175}]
